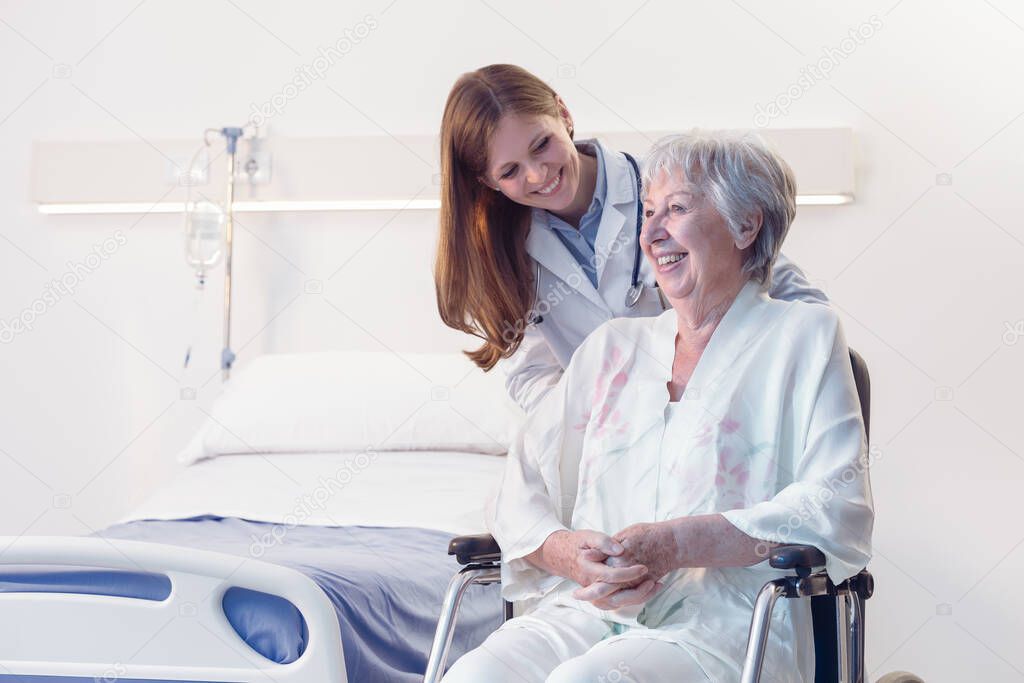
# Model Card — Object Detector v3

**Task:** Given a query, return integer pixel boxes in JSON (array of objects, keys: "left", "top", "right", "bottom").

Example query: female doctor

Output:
[{"left": 435, "top": 64, "right": 828, "bottom": 412}]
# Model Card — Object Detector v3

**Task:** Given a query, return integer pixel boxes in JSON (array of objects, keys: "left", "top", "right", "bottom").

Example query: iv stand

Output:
[{"left": 218, "top": 127, "right": 244, "bottom": 381}]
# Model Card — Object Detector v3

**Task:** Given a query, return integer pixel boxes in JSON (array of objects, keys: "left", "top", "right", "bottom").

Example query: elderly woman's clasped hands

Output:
[{"left": 531, "top": 523, "right": 683, "bottom": 610}]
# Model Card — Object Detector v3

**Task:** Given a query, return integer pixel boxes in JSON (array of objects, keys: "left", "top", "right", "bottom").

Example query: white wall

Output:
[{"left": 1, "top": 1, "right": 1022, "bottom": 679}]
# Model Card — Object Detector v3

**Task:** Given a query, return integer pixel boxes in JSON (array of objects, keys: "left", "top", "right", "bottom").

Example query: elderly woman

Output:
[{"left": 443, "top": 131, "right": 874, "bottom": 682}]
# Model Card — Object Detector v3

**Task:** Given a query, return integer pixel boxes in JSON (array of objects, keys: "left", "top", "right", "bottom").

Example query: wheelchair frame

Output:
[{"left": 424, "top": 350, "right": 881, "bottom": 683}]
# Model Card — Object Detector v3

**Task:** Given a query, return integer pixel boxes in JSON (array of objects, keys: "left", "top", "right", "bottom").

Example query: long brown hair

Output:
[{"left": 435, "top": 64, "right": 568, "bottom": 370}]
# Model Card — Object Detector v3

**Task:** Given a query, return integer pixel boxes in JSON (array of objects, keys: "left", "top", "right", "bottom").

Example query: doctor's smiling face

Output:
[
  {"left": 641, "top": 168, "right": 760, "bottom": 307},
  {"left": 483, "top": 108, "right": 583, "bottom": 213}
]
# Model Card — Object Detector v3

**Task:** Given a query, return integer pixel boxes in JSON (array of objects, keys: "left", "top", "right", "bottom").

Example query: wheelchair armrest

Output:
[
  {"left": 770, "top": 544, "right": 827, "bottom": 577},
  {"left": 448, "top": 533, "right": 502, "bottom": 566}
]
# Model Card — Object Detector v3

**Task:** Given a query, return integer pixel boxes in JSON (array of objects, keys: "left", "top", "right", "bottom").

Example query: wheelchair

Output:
[{"left": 424, "top": 350, "right": 924, "bottom": 683}]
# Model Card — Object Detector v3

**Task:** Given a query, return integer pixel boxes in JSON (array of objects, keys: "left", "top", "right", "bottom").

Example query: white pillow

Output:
[{"left": 179, "top": 351, "right": 525, "bottom": 464}]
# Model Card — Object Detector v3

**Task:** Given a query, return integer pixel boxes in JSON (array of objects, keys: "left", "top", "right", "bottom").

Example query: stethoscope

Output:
[
  {"left": 621, "top": 152, "right": 645, "bottom": 308},
  {"left": 530, "top": 151, "right": 647, "bottom": 326}
]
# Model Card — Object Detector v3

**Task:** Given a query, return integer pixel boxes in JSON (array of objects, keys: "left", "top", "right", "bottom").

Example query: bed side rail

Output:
[{"left": 0, "top": 535, "right": 346, "bottom": 682}]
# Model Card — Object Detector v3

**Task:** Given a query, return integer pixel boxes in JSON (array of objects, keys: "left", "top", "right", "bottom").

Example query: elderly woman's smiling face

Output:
[{"left": 641, "top": 168, "right": 758, "bottom": 304}]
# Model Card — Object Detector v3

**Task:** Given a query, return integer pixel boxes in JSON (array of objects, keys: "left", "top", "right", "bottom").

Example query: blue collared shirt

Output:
[{"left": 544, "top": 141, "right": 607, "bottom": 288}]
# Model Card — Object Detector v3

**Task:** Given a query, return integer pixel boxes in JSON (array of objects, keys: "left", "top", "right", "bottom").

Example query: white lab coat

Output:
[
  {"left": 489, "top": 280, "right": 874, "bottom": 681},
  {"left": 500, "top": 139, "right": 830, "bottom": 413}
]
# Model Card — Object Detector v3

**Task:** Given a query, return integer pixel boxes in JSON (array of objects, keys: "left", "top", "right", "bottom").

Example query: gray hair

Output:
[{"left": 641, "top": 130, "right": 797, "bottom": 285}]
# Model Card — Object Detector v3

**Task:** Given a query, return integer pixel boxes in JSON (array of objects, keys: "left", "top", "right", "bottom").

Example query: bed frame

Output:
[{"left": 0, "top": 535, "right": 347, "bottom": 682}]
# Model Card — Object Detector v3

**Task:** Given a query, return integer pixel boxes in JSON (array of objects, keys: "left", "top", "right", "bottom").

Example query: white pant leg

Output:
[
  {"left": 547, "top": 637, "right": 710, "bottom": 683},
  {"left": 442, "top": 603, "right": 611, "bottom": 683}
]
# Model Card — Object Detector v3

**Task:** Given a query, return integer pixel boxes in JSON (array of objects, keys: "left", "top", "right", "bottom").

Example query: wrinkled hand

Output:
[
  {"left": 553, "top": 529, "right": 649, "bottom": 591},
  {"left": 572, "top": 522, "right": 677, "bottom": 610},
  {"left": 613, "top": 522, "right": 679, "bottom": 581}
]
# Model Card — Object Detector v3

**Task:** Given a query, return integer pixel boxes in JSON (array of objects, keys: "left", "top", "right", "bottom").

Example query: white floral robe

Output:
[{"left": 488, "top": 280, "right": 874, "bottom": 682}]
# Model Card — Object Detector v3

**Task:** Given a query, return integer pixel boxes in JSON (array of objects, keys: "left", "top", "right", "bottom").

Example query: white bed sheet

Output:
[{"left": 124, "top": 451, "right": 505, "bottom": 536}]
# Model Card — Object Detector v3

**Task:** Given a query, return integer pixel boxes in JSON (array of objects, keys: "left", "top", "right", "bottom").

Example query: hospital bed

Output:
[
  {"left": 0, "top": 350, "right": 520, "bottom": 682},
  {"left": 425, "top": 350, "right": 925, "bottom": 683}
]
